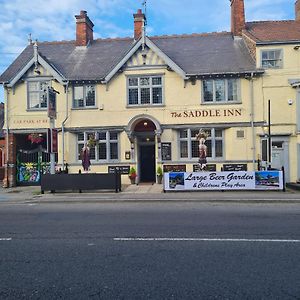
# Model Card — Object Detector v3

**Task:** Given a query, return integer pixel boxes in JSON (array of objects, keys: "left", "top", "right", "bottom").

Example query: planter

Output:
[
  {"left": 129, "top": 177, "right": 136, "bottom": 184},
  {"left": 157, "top": 175, "right": 163, "bottom": 184}
]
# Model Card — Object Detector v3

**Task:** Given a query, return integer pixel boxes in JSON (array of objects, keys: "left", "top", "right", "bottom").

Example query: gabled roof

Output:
[
  {"left": 244, "top": 20, "right": 300, "bottom": 44},
  {"left": 0, "top": 32, "right": 261, "bottom": 85}
]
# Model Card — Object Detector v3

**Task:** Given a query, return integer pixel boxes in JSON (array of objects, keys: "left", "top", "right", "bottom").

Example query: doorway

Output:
[{"left": 139, "top": 144, "right": 155, "bottom": 182}]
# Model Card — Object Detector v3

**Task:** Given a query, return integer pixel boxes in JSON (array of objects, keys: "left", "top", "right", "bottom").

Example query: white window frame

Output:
[
  {"left": 73, "top": 85, "right": 96, "bottom": 109},
  {"left": 27, "top": 80, "right": 50, "bottom": 110},
  {"left": 261, "top": 49, "right": 283, "bottom": 69},
  {"left": 178, "top": 128, "right": 224, "bottom": 160},
  {"left": 202, "top": 79, "right": 240, "bottom": 103},
  {"left": 76, "top": 131, "right": 119, "bottom": 162},
  {"left": 127, "top": 75, "right": 164, "bottom": 106}
]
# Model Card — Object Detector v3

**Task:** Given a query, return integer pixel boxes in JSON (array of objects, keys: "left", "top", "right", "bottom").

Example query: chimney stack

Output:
[
  {"left": 230, "top": 0, "right": 246, "bottom": 36},
  {"left": 296, "top": 0, "right": 300, "bottom": 21},
  {"left": 133, "top": 9, "right": 146, "bottom": 41},
  {"left": 75, "top": 10, "right": 94, "bottom": 47}
]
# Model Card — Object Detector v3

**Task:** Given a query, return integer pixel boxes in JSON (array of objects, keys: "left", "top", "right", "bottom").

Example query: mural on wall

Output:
[{"left": 17, "top": 147, "right": 52, "bottom": 184}]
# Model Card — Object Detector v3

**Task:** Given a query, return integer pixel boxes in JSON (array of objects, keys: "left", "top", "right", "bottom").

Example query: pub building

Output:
[{"left": 1, "top": 0, "right": 300, "bottom": 186}]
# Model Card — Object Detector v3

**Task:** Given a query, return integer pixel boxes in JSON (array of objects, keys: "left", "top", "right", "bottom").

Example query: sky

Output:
[{"left": 0, "top": 0, "right": 296, "bottom": 101}]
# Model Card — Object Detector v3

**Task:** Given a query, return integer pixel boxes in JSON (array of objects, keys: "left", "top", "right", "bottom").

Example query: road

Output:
[{"left": 0, "top": 201, "right": 300, "bottom": 299}]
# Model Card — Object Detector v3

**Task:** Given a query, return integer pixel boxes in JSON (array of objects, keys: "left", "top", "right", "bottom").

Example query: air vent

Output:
[{"left": 236, "top": 130, "right": 245, "bottom": 138}]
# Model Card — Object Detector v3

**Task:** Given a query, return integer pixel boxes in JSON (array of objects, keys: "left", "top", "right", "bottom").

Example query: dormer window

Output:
[
  {"left": 27, "top": 80, "right": 49, "bottom": 110},
  {"left": 261, "top": 49, "right": 283, "bottom": 69},
  {"left": 73, "top": 85, "right": 96, "bottom": 108}
]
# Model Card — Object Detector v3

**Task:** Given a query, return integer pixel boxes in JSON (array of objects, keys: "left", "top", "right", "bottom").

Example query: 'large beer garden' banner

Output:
[{"left": 164, "top": 171, "right": 284, "bottom": 191}]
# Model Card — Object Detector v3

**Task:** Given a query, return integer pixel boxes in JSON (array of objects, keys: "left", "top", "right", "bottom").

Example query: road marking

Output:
[
  {"left": 0, "top": 238, "right": 12, "bottom": 241},
  {"left": 114, "top": 238, "right": 300, "bottom": 243}
]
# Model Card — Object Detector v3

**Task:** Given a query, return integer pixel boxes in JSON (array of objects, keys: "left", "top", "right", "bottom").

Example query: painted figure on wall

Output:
[
  {"left": 81, "top": 144, "right": 91, "bottom": 172},
  {"left": 196, "top": 129, "right": 208, "bottom": 171}
]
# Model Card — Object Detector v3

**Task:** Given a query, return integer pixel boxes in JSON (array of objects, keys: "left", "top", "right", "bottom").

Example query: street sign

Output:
[
  {"left": 47, "top": 87, "right": 57, "bottom": 119},
  {"left": 47, "top": 128, "right": 58, "bottom": 153}
]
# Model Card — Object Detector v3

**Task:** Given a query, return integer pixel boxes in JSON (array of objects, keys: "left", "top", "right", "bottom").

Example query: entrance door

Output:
[
  {"left": 272, "top": 148, "right": 284, "bottom": 170},
  {"left": 140, "top": 145, "right": 155, "bottom": 182}
]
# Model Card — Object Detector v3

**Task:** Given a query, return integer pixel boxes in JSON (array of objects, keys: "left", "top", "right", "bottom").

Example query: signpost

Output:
[{"left": 47, "top": 87, "right": 59, "bottom": 174}]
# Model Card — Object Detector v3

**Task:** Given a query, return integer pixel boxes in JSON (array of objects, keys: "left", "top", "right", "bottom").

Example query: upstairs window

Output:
[
  {"left": 27, "top": 81, "right": 49, "bottom": 109},
  {"left": 261, "top": 49, "right": 283, "bottom": 69},
  {"left": 128, "top": 76, "right": 163, "bottom": 106},
  {"left": 202, "top": 79, "right": 239, "bottom": 103},
  {"left": 73, "top": 85, "right": 96, "bottom": 108}
]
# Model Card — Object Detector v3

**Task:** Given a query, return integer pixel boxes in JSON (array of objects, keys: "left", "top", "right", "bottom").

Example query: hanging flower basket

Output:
[
  {"left": 87, "top": 135, "right": 97, "bottom": 148},
  {"left": 28, "top": 133, "right": 44, "bottom": 144}
]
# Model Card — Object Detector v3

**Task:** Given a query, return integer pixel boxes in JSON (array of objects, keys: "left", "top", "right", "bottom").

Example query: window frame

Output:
[
  {"left": 27, "top": 79, "right": 50, "bottom": 110},
  {"left": 178, "top": 128, "right": 224, "bottom": 160},
  {"left": 202, "top": 78, "right": 240, "bottom": 104},
  {"left": 76, "top": 131, "right": 119, "bottom": 162},
  {"left": 127, "top": 75, "right": 164, "bottom": 106},
  {"left": 72, "top": 84, "right": 97, "bottom": 109},
  {"left": 260, "top": 49, "right": 283, "bottom": 69}
]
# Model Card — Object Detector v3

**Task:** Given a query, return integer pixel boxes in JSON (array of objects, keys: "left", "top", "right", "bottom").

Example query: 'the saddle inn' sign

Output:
[{"left": 170, "top": 108, "right": 242, "bottom": 119}]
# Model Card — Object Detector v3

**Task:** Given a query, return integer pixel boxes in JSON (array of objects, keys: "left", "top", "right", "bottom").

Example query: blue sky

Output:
[{"left": 0, "top": 0, "right": 295, "bottom": 101}]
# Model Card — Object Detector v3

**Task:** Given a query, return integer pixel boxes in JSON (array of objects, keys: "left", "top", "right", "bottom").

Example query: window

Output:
[
  {"left": 202, "top": 79, "right": 239, "bottom": 103},
  {"left": 179, "top": 128, "right": 224, "bottom": 159},
  {"left": 27, "top": 80, "right": 49, "bottom": 109},
  {"left": 73, "top": 85, "right": 96, "bottom": 108},
  {"left": 77, "top": 131, "right": 119, "bottom": 161},
  {"left": 261, "top": 49, "right": 283, "bottom": 69},
  {"left": 128, "top": 76, "right": 163, "bottom": 105}
]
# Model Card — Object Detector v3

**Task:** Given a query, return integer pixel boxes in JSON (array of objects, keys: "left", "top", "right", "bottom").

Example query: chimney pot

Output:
[
  {"left": 75, "top": 10, "right": 94, "bottom": 47},
  {"left": 230, "top": 0, "right": 246, "bottom": 36}
]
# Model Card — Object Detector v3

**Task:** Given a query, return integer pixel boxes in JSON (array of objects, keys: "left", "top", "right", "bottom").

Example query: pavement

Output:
[{"left": 0, "top": 183, "right": 300, "bottom": 204}]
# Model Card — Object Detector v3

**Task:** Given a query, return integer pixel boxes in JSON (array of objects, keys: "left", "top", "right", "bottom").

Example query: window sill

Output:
[
  {"left": 201, "top": 101, "right": 242, "bottom": 105},
  {"left": 126, "top": 104, "right": 165, "bottom": 108},
  {"left": 71, "top": 107, "right": 98, "bottom": 110},
  {"left": 26, "top": 108, "right": 47, "bottom": 112}
]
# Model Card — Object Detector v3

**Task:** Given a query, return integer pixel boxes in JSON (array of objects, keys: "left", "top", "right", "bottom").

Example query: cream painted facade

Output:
[
  {"left": 2, "top": 2, "right": 300, "bottom": 186},
  {"left": 3, "top": 54, "right": 288, "bottom": 184}
]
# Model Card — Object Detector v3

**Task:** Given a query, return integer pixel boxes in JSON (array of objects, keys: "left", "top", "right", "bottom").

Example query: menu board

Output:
[
  {"left": 223, "top": 164, "right": 248, "bottom": 171},
  {"left": 161, "top": 143, "right": 172, "bottom": 161}
]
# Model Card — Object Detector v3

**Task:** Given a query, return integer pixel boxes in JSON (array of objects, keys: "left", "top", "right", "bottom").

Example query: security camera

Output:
[{"left": 288, "top": 99, "right": 293, "bottom": 105}]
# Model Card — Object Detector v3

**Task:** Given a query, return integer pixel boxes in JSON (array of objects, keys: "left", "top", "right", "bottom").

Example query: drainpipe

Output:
[
  {"left": 61, "top": 81, "right": 69, "bottom": 171},
  {"left": 3, "top": 84, "right": 9, "bottom": 187},
  {"left": 249, "top": 73, "right": 256, "bottom": 170}
]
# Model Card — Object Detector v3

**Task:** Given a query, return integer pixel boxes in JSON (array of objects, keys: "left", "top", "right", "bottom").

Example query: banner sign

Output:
[{"left": 164, "top": 171, "right": 284, "bottom": 191}]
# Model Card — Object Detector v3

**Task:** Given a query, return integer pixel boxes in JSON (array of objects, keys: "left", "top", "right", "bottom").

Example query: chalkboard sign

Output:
[
  {"left": 193, "top": 164, "right": 217, "bottom": 172},
  {"left": 163, "top": 165, "right": 186, "bottom": 173},
  {"left": 108, "top": 166, "right": 130, "bottom": 174},
  {"left": 161, "top": 142, "right": 172, "bottom": 161},
  {"left": 222, "top": 164, "right": 248, "bottom": 172}
]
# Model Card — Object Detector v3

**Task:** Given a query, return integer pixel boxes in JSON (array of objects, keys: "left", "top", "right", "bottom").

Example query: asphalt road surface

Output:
[{"left": 0, "top": 201, "right": 300, "bottom": 299}]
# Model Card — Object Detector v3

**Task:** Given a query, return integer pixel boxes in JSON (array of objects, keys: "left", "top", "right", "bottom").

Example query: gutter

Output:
[
  {"left": 248, "top": 73, "right": 256, "bottom": 170},
  {"left": 61, "top": 81, "right": 69, "bottom": 171}
]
